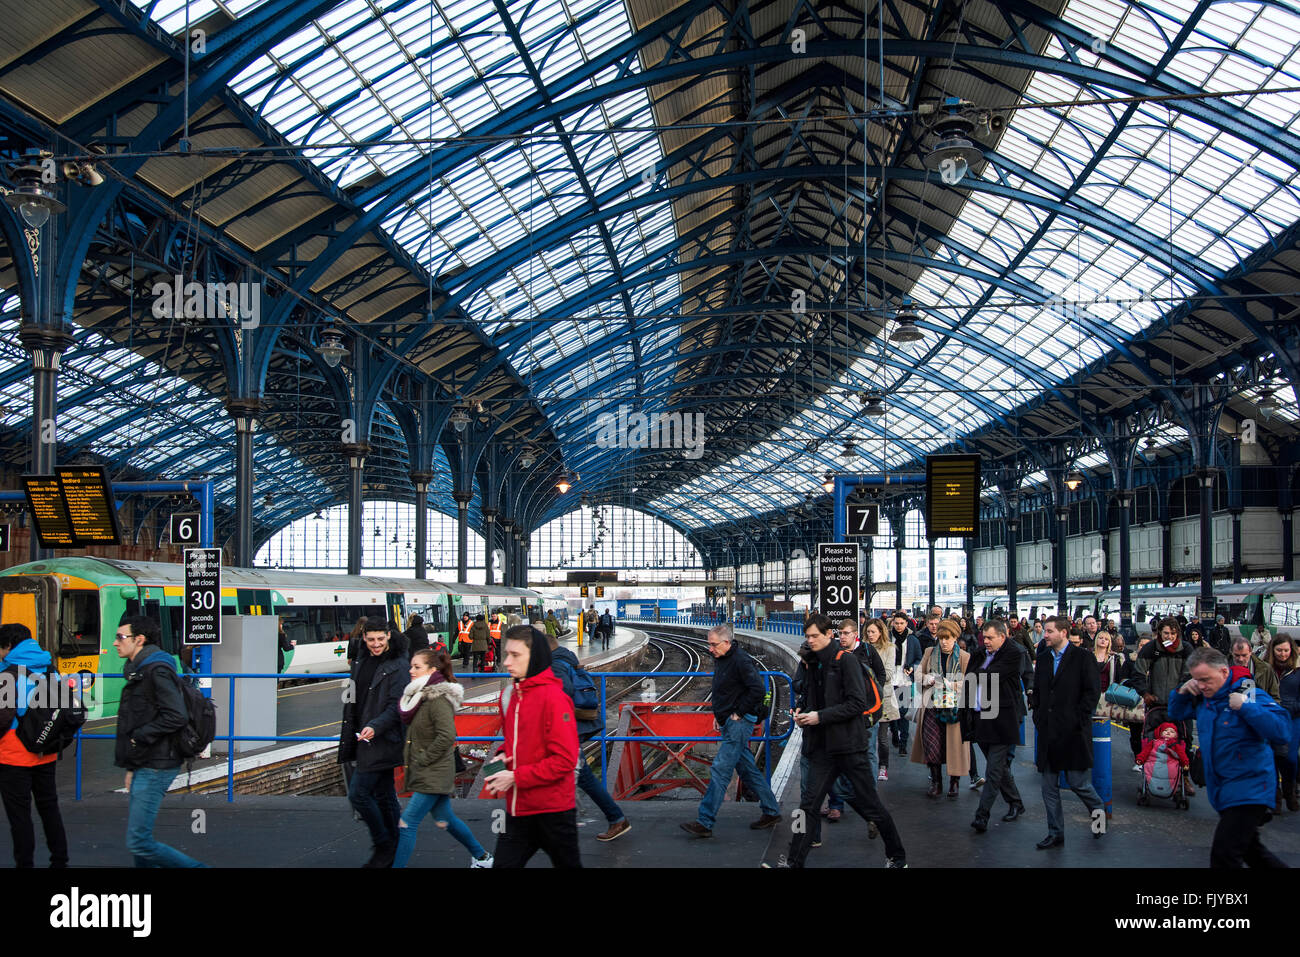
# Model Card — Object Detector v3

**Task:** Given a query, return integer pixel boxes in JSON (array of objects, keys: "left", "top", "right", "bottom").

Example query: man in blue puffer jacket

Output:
[{"left": 1169, "top": 646, "right": 1291, "bottom": 868}]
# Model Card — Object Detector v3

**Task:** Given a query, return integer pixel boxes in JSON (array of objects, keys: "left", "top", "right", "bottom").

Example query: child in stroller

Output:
[{"left": 1137, "top": 719, "right": 1191, "bottom": 809}]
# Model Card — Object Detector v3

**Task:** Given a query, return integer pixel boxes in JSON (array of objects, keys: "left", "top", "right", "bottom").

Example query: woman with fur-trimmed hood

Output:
[{"left": 392, "top": 648, "right": 493, "bottom": 868}]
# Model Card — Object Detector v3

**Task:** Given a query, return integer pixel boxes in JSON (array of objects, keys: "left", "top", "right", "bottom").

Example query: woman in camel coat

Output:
[{"left": 910, "top": 618, "right": 971, "bottom": 797}]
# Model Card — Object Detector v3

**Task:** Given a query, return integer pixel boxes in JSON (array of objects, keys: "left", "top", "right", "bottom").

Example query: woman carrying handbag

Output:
[{"left": 909, "top": 619, "right": 970, "bottom": 798}]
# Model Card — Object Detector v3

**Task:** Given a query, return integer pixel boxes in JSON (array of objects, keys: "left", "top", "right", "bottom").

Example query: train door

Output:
[
  {"left": 387, "top": 592, "right": 406, "bottom": 632},
  {"left": 0, "top": 575, "right": 58, "bottom": 652}
]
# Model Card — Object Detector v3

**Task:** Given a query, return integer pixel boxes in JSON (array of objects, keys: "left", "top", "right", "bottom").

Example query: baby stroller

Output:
[{"left": 1136, "top": 709, "right": 1190, "bottom": 810}]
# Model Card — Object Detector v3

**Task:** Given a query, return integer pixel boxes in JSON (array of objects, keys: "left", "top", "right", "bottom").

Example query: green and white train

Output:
[{"left": 0, "top": 557, "right": 568, "bottom": 717}]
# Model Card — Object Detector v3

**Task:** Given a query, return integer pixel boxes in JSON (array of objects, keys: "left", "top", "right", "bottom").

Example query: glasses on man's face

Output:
[{"left": 114, "top": 632, "right": 133, "bottom": 641}]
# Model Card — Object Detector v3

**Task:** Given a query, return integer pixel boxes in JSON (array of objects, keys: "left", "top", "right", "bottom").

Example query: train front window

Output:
[{"left": 58, "top": 591, "right": 100, "bottom": 656}]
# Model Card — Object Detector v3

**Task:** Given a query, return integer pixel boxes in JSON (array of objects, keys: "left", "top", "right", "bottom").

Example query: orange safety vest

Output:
[
  {"left": 489, "top": 620, "right": 502, "bottom": 641},
  {"left": 457, "top": 620, "right": 472, "bottom": 640}
]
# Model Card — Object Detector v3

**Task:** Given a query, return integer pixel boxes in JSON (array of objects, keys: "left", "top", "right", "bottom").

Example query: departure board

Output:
[
  {"left": 925, "top": 454, "right": 981, "bottom": 539},
  {"left": 56, "top": 466, "right": 122, "bottom": 545},
  {"left": 22, "top": 475, "right": 76, "bottom": 549}
]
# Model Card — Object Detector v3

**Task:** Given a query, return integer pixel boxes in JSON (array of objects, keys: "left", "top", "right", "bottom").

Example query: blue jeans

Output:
[
  {"left": 829, "top": 724, "right": 879, "bottom": 810},
  {"left": 349, "top": 768, "right": 401, "bottom": 849},
  {"left": 578, "top": 760, "right": 625, "bottom": 824},
  {"left": 126, "top": 767, "right": 205, "bottom": 868},
  {"left": 697, "top": 714, "right": 779, "bottom": 829},
  {"left": 393, "top": 792, "right": 486, "bottom": 867}
]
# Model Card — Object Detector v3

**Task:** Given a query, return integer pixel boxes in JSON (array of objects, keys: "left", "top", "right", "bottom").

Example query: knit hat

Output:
[
  {"left": 936, "top": 619, "right": 961, "bottom": 642},
  {"left": 1155, "top": 722, "right": 1179, "bottom": 739}
]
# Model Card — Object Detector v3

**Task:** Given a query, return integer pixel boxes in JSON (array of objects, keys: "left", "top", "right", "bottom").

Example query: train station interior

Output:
[{"left": 0, "top": 0, "right": 1298, "bottom": 898}]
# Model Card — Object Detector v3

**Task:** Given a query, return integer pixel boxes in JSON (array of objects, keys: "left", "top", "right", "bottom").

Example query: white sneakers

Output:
[{"left": 470, "top": 853, "right": 494, "bottom": 868}]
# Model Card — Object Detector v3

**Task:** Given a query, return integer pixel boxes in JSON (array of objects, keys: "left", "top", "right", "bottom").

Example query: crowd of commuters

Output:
[{"left": 1, "top": 599, "right": 1295, "bottom": 870}]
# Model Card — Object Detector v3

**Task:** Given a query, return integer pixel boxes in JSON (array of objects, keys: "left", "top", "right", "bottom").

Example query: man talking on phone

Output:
[{"left": 485, "top": 625, "right": 581, "bottom": 867}]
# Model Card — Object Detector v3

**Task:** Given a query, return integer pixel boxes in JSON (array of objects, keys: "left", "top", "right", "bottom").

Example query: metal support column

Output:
[
  {"left": 1197, "top": 468, "right": 1215, "bottom": 617},
  {"left": 18, "top": 325, "right": 73, "bottom": 561},
  {"left": 1282, "top": 508, "right": 1295, "bottom": 582},
  {"left": 894, "top": 532, "right": 904, "bottom": 613},
  {"left": 927, "top": 540, "right": 936, "bottom": 608},
  {"left": 1230, "top": 507, "right": 1243, "bottom": 584},
  {"left": 342, "top": 443, "right": 368, "bottom": 576},
  {"left": 1006, "top": 515, "right": 1020, "bottom": 622},
  {"left": 482, "top": 509, "right": 497, "bottom": 583},
  {"left": 1115, "top": 491, "right": 1133, "bottom": 632},
  {"left": 499, "top": 518, "right": 513, "bottom": 586},
  {"left": 1054, "top": 505, "right": 1069, "bottom": 616},
  {"left": 964, "top": 538, "right": 975, "bottom": 618},
  {"left": 1160, "top": 521, "right": 1173, "bottom": 587},
  {"left": 453, "top": 491, "right": 471, "bottom": 583},
  {"left": 783, "top": 559, "right": 791, "bottom": 601},
  {"left": 411, "top": 472, "right": 432, "bottom": 580},
  {"left": 227, "top": 399, "right": 260, "bottom": 567}
]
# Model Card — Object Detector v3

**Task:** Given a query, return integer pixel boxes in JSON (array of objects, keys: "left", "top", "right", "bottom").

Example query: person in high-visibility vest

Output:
[
  {"left": 456, "top": 613, "right": 473, "bottom": 668},
  {"left": 488, "top": 615, "right": 503, "bottom": 671}
]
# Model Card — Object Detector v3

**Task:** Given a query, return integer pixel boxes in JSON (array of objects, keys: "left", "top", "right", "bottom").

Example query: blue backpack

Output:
[{"left": 555, "top": 657, "right": 600, "bottom": 716}]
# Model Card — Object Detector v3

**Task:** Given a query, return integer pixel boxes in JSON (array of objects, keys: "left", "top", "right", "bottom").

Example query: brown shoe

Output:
[
  {"left": 750, "top": 813, "right": 782, "bottom": 830},
  {"left": 597, "top": 819, "right": 631, "bottom": 842},
  {"left": 948, "top": 778, "right": 960, "bottom": 798},
  {"left": 680, "top": 821, "right": 712, "bottom": 838}
]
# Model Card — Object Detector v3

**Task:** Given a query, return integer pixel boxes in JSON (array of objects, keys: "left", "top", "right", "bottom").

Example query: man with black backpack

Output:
[
  {"left": 0, "top": 623, "right": 71, "bottom": 867},
  {"left": 547, "top": 631, "right": 630, "bottom": 841},
  {"left": 767, "top": 614, "right": 906, "bottom": 868},
  {"left": 113, "top": 615, "right": 207, "bottom": 868}
]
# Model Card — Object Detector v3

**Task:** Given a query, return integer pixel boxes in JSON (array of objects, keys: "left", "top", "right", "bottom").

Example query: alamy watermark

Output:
[
  {"left": 593, "top": 404, "right": 705, "bottom": 460},
  {"left": 151, "top": 275, "right": 260, "bottom": 329}
]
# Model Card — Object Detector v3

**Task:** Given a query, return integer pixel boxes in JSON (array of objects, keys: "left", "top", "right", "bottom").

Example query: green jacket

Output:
[
  {"left": 545, "top": 616, "right": 559, "bottom": 637},
  {"left": 469, "top": 620, "right": 490, "bottom": 652},
  {"left": 402, "top": 678, "right": 464, "bottom": 795}
]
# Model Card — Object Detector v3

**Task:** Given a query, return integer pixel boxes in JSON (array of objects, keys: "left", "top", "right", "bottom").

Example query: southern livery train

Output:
[{"left": 0, "top": 557, "right": 568, "bottom": 717}]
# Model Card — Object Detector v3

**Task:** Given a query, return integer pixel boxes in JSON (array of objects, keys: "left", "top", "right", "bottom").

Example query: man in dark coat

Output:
[
  {"left": 968, "top": 619, "right": 1026, "bottom": 831},
  {"left": 1031, "top": 615, "right": 1103, "bottom": 849},
  {"left": 112, "top": 615, "right": 205, "bottom": 868},
  {"left": 771, "top": 614, "right": 906, "bottom": 868},
  {"left": 681, "top": 624, "right": 780, "bottom": 838},
  {"left": 338, "top": 621, "right": 409, "bottom": 867}
]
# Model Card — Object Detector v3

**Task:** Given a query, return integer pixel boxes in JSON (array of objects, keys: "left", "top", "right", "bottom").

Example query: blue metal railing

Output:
[{"left": 72, "top": 667, "right": 794, "bottom": 802}]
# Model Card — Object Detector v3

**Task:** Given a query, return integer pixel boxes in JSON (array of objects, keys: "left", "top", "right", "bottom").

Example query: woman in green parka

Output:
[{"left": 392, "top": 649, "right": 493, "bottom": 868}]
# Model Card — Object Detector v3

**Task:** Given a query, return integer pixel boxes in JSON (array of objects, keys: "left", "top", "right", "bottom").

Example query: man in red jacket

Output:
[{"left": 486, "top": 624, "right": 582, "bottom": 867}]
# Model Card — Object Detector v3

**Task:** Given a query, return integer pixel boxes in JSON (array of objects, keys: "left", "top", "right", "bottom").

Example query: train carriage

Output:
[{"left": 0, "top": 557, "right": 543, "bottom": 717}]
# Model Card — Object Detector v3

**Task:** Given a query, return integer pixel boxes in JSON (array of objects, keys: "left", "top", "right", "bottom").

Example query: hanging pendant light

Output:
[{"left": 889, "top": 304, "right": 924, "bottom": 343}]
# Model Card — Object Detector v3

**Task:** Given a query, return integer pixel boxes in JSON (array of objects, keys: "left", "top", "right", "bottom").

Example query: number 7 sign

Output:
[{"left": 845, "top": 503, "right": 879, "bottom": 537}]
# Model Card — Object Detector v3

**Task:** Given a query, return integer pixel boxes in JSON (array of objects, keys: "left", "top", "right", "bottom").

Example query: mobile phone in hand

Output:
[{"left": 483, "top": 756, "right": 507, "bottom": 778}]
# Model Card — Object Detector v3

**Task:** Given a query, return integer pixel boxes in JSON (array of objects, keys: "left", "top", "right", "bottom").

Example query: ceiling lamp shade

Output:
[
  {"left": 3, "top": 153, "right": 65, "bottom": 228},
  {"left": 1257, "top": 387, "right": 1279, "bottom": 419},
  {"left": 555, "top": 471, "right": 572, "bottom": 494},
  {"left": 860, "top": 390, "right": 886, "bottom": 417},
  {"left": 1065, "top": 470, "right": 1085, "bottom": 492},
  {"left": 840, "top": 440, "right": 856, "bottom": 462},
  {"left": 315, "top": 327, "right": 348, "bottom": 368},
  {"left": 923, "top": 102, "right": 983, "bottom": 185},
  {"left": 519, "top": 449, "right": 536, "bottom": 468},
  {"left": 448, "top": 404, "right": 472, "bottom": 432},
  {"left": 890, "top": 306, "right": 924, "bottom": 343},
  {"left": 821, "top": 472, "right": 835, "bottom": 494}
]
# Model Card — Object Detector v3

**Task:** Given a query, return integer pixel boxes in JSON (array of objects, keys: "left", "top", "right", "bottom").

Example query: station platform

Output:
[
  {"left": 61, "top": 625, "right": 647, "bottom": 800},
  {"left": 13, "top": 713, "right": 1300, "bottom": 867}
]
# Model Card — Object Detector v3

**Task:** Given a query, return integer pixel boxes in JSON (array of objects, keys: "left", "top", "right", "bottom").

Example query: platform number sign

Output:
[
  {"left": 817, "top": 542, "right": 859, "bottom": 623},
  {"left": 184, "top": 548, "right": 222, "bottom": 645},
  {"left": 170, "top": 512, "right": 201, "bottom": 546},
  {"left": 845, "top": 503, "right": 879, "bottom": 537}
]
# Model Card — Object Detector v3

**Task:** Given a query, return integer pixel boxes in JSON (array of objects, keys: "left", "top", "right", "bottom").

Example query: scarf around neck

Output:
[{"left": 400, "top": 670, "right": 446, "bottom": 725}]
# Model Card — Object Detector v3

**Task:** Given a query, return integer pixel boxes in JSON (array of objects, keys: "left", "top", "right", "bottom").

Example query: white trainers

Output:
[
  {"left": 878, "top": 768, "right": 888, "bottom": 781},
  {"left": 1131, "top": 763, "right": 1142, "bottom": 772},
  {"left": 470, "top": 853, "right": 494, "bottom": 868}
]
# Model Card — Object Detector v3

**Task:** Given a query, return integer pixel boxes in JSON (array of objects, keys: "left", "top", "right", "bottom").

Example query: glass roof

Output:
[
  {"left": 113, "top": 0, "right": 1300, "bottom": 534},
  {"left": 658, "top": 0, "right": 1300, "bottom": 528},
  {"left": 225, "top": 0, "right": 681, "bottom": 438},
  {"left": 0, "top": 292, "right": 328, "bottom": 510}
]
